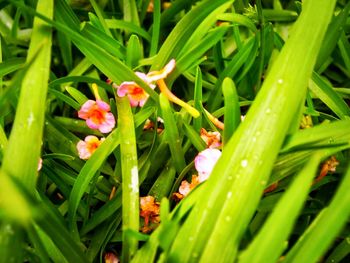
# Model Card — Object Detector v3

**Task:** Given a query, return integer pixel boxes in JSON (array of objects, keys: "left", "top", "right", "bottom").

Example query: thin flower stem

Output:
[
  {"left": 92, "top": 83, "right": 101, "bottom": 100},
  {"left": 157, "top": 79, "right": 200, "bottom": 118},
  {"left": 204, "top": 108, "right": 225, "bottom": 130}
]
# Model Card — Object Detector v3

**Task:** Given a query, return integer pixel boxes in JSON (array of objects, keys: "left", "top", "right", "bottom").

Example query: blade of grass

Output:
[
  {"left": 222, "top": 77, "right": 240, "bottom": 145},
  {"left": 151, "top": 0, "right": 234, "bottom": 71},
  {"left": 149, "top": 0, "right": 160, "bottom": 56},
  {"left": 68, "top": 128, "right": 120, "bottom": 235},
  {"left": 123, "top": 0, "right": 140, "bottom": 26},
  {"left": 239, "top": 153, "right": 322, "bottom": 263},
  {"left": 309, "top": 72, "right": 350, "bottom": 119},
  {"left": 193, "top": 67, "right": 203, "bottom": 132},
  {"left": 315, "top": 2, "right": 350, "bottom": 70},
  {"left": 283, "top": 162, "right": 350, "bottom": 263},
  {"left": 159, "top": 93, "right": 186, "bottom": 173},
  {"left": 0, "top": 57, "right": 25, "bottom": 76},
  {"left": 0, "top": 0, "right": 53, "bottom": 259},
  {"left": 116, "top": 96, "right": 139, "bottom": 262},
  {"left": 166, "top": 1, "right": 336, "bottom": 261}
]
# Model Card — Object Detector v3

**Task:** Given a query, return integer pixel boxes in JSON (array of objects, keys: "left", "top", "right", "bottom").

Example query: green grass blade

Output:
[
  {"left": 68, "top": 128, "right": 120, "bottom": 232},
  {"left": 117, "top": 96, "right": 139, "bottom": 262},
  {"left": 106, "top": 19, "right": 150, "bottom": 42},
  {"left": 283, "top": 162, "right": 350, "bottom": 263},
  {"left": 123, "top": 0, "right": 140, "bottom": 26},
  {"left": 89, "top": 0, "right": 113, "bottom": 37},
  {"left": 193, "top": 67, "right": 203, "bottom": 132},
  {"left": 239, "top": 153, "right": 322, "bottom": 263},
  {"left": 149, "top": 0, "right": 161, "bottom": 56},
  {"left": 159, "top": 93, "right": 186, "bottom": 173},
  {"left": 166, "top": 1, "right": 336, "bottom": 261},
  {"left": 14, "top": 0, "right": 158, "bottom": 101},
  {"left": 309, "top": 72, "right": 350, "bottom": 119},
  {"left": 171, "top": 26, "right": 229, "bottom": 81},
  {"left": 222, "top": 77, "right": 240, "bottom": 145},
  {"left": 325, "top": 236, "right": 350, "bottom": 263},
  {"left": 281, "top": 119, "right": 350, "bottom": 153},
  {"left": 151, "top": 0, "right": 234, "bottom": 70},
  {"left": 81, "top": 23, "right": 126, "bottom": 60},
  {"left": 126, "top": 34, "right": 142, "bottom": 69},
  {"left": 2, "top": 0, "right": 52, "bottom": 189},
  {"left": 0, "top": 57, "right": 25, "bottom": 76},
  {"left": 315, "top": 2, "right": 350, "bottom": 70},
  {"left": 207, "top": 37, "right": 257, "bottom": 111}
]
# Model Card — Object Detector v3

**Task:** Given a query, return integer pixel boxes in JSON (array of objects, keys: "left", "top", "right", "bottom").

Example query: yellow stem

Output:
[
  {"left": 92, "top": 83, "right": 101, "bottom": 101},
  {"left": 204, "top": 108, "right": 225, "bottom": 130},
  {"left": 156, "top": 79, "right": 200, "bottom": 118}
]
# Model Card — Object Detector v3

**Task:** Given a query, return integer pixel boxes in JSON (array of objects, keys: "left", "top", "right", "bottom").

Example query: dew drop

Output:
[
  {"left": 27, "top": 112, "right": 35, "bottom": 127},
  {"left": 241, "top": 159, "right": 248, "bottom": 168},
  {"left": 265, "top": 108, "right": 271, "bottom": 114},
  {"left": 277, "top": 79, "right": 283, "bottom": 84},
  {"left": 227, "top": 192, "right": 232, "bottom": 199},
  {"left": 225, "top": 216, "right": 232, "bottom": 222}
]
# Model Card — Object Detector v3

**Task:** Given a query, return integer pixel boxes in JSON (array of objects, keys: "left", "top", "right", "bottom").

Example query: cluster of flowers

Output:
[
  {"left": 139, "top": 129, "right": 223, "bottom": 232},
  {"left": 76, "top": 60, "right": 176, "bottom": 159},
  {"left": 85, "top": 60, "right": 220, "bottom": 231},
  {"left": 175, "top": 129, "right": 222, "bottom": 199}
]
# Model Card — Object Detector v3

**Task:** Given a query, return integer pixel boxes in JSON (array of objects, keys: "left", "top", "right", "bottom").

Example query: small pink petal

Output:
[
  {"left": 179, "top": 180, "right": 191, "bottom": 196},
  {"left": 77, "top": 140, "right": 91, "bottom": 159},
  {"left": 146, "top": 59, "right": 176, "bottom": 82},
  {"left": 195, "top": 148, "right": 222, "bottom": 182},
  {"left": 37, "top": 158, "right": 43, "bottom": 171},
  {"left": 96, "top": 100, "right": 110, "bottom": 111},
  {"left": 98, "top": 113, "right": 115, "bottom": 133},
  {"left": 135, "top": 72, "right": 149, "bottom": 82},
  {"left": 138, "top": 97, "right": 148, "bottom": 107},
  {"left": 129, "top": 96, "right": 140, "bottom": 107},
  {"left": 86, "top": 119, "right": 100, "bottom": 130},
  {"left": 117, "top": 82, "right": 136, "bottom": 97},
  {"left": 78, "top": 100, "right": 96, "bottom": 119}
]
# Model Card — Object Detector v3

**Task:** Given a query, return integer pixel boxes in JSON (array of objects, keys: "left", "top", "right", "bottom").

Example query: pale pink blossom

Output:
[
  {"left": 37, "top": 158, "right": 43, "bottom": 171},
  {"left": 116, "top": 60, "right": 175, "bottom": 107},
  {"left": 77, "top": 135, "right": 105, "bottom": 160},
  {"left": 146, "top": 59, "right": 176, "bottom": 82},
  {"left": 117, "top": 72, "right": 155, "bottom": 107},
  {"left": 195, "top": 148, "right": 222, "bottom": 182},
  {"left": 78, "top": 100, "right": 115, "bottom": 133}
]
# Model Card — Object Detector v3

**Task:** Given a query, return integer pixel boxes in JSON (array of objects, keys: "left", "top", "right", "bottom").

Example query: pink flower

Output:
[
  {"left": 77, "top": 135, "right": 105, "bottom": 160},
  {"left": 78, "top": 100, "right": 115, "bottom": 133},
  {"left": 117, "top": 72, "right": 155, "bottom": 107},
  {"left": 116, "top": 59, "right": 176, "bottom": 107},
  {"left": 146, "top": 59, "right": 175, "bottom": 82},
  {"left": 195, "top": 148, "right": 222, "bottom": 182}
]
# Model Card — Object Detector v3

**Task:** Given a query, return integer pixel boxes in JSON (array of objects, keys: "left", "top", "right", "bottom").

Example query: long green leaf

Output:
[
  {"left": 166, "top": 1, "right": 336, "bottom": 262},
  {"left": 151, "top": 0, "right": 234, "bottom": 70},
  {"left": 283, "top": 162, "right": 350, "bottom": 263},
  {"left": 68, "top": 128, "right": 120, "bottom": 233},
  {"left": 117, "top": 96, "right": 139, "bottom": 262},
  {"left": 238, "top": 153, "right": 322, "bottom": 263}
]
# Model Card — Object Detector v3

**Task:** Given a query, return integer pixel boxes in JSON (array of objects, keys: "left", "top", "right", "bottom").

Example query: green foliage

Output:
[{"left": 1, "top": 0, "right": 350, "bottom": 262}]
